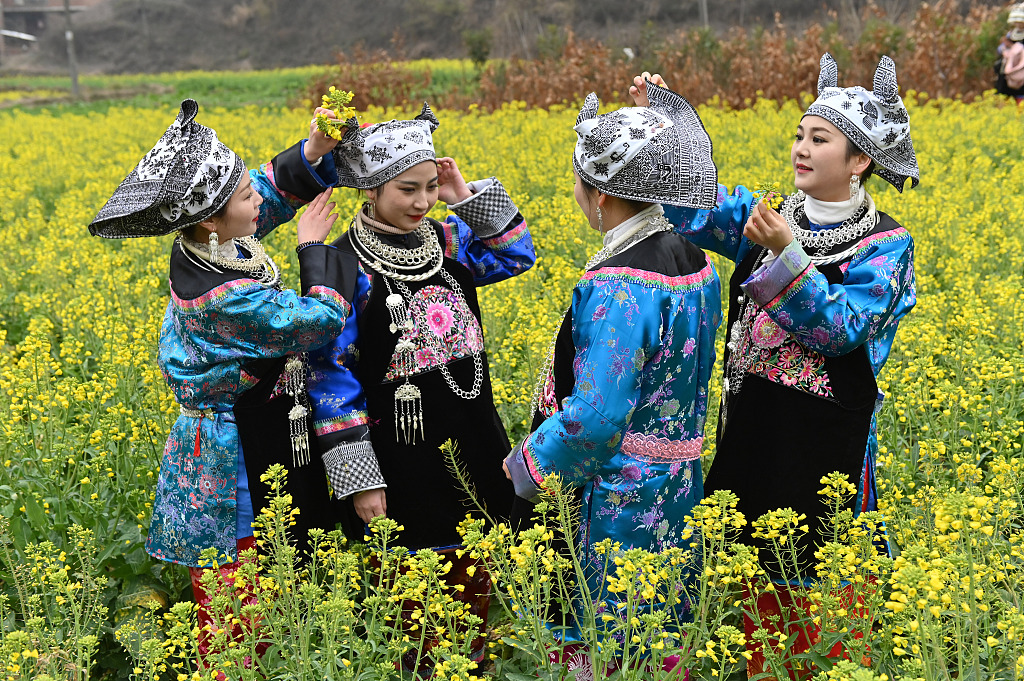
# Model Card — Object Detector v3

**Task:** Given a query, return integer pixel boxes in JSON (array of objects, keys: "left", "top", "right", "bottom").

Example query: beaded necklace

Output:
[
  {"left": 179, "top": 234, "right": 281, "bottom": 287},
  {"left": 348, "top": 209, "right": 483, "bottom": 445}
]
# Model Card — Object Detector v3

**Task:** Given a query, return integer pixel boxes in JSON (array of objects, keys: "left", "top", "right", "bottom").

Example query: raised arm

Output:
[
  {"left": 436, "top": 157, "right": 535, "bottom": 284},
  {"left": 741, "top": 227, "right": 916, "bottom": 357}
]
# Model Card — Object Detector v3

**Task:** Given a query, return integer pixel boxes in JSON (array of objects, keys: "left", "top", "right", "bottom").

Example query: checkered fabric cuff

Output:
[
  {"left": 321, "top": 440, "right": 386, "bottom": 499},
  {"left": 448, "top": 177, "right": 519, "bottom": 238}
]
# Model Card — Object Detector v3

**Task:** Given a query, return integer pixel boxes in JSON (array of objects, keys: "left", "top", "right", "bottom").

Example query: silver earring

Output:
[
  {"left": 849, "top": 174, "right": 860, "bottom": 201},
  {"left": 596, "top": 206, "right": 603, "bottom": 231},
  {"left": 366, "top": 201, "right": 375, "bottom": 219},
  {"left": 208, "top": 231, "right": 220, "bottom": 265}
]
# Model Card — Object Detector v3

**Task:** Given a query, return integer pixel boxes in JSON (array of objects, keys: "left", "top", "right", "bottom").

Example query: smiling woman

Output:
[
  {"left": 636, "top": 53, "right": 920, "bottom": 676},
  {"left": 277, "top": 101, "right": 536, "bottom": 670}
]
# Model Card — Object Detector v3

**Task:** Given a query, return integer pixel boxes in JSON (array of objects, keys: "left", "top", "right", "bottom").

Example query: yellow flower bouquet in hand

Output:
[
  {"left": 753, "top": 181, "right": 783, "bottom": 210},
  {"left": 315, "top": 86, "right": 357, "bottom": 140}
]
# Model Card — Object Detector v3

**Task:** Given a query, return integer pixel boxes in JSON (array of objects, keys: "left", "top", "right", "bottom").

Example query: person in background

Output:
[{"left": 995, "top": 3, "right": 1024, "bottom": 99}]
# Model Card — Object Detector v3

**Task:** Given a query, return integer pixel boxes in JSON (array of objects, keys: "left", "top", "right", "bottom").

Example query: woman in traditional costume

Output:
[
  {"left": 633, "top": 54, "right": 918, "bottom": 676},
  {"left": 89, "top": 100, "right": 356, "bottom": 660},
  {"left": 286, "top": 104, "right": 534, "bottom": 664},
  {"left": 502, "top": 82, "right": 722, "bottom": 669}
]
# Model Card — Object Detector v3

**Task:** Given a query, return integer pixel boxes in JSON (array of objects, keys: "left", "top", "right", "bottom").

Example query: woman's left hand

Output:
[
  {"left": 743, "top": 200, "right": 793, "bottom": 256},
  {"left": 304, "top": 106, "right": 342, "bottom": 163},
  {"left": 436, "top": 157, "right": 472, "bottom": 205},
  {"left": 502, "top": 461, "right": 512, "bottom": 480}
]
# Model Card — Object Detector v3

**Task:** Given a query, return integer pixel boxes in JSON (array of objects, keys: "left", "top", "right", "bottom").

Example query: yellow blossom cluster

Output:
[{"left": 1, "top": 83, "right": 1023, "bottom": 679}]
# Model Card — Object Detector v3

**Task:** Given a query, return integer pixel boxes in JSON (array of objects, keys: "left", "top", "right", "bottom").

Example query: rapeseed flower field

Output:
[{"left": 0, "top": 91, "right": 1022, "bottom": 679}]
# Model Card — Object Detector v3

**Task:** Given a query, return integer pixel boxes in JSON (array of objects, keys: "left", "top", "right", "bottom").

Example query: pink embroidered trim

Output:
[
  {"left": 582, "top": 260, "right": 715, "bottom": 292},
  {"left": 263, "top": 160, "right": 303, "bottom": 203},
  {"left": 523, "top": 436, "right": 546, "bottom": 484},
  {"left": 172, "top": 279, "right": 262, "bottom": 312},
  {"left": 441, "top": 221, "right": 460, "bottom": 258},
  {"left": 482, "top": 220, "right": 529, "bottom": 250},
  {"left": 766, "top": 264, "right": 814, "bottom": 311},
  {"left": 314, "top": 411, "right": 370, "bottom": 436},
  {"left": 307, "top": 285, "right": 352, "bottom": 316},
  {"left": 856, "top": 226, "right": 909, "bottom": 249},
  {"left": 619, "top": 432, "right": 703, "bottom": 463}
]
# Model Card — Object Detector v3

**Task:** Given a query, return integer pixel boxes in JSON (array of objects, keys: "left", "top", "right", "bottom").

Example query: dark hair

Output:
[
  {"left": 578, "top": 176, "right": 651, "bottom": 213},
  {"left": 846, "top": 139, "right": 876, "bottom": 183},
  {"left": 178, "top": 200, "right": 230, "bottom": 241}
]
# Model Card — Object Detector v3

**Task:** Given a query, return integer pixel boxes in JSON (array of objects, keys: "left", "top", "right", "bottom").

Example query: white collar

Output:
[
  {"left": 602, "top": 203, "right": 664, "bottom": 249},
  {"left": 804, "top": 186, "right": 866, "bottom": 226},
  {"left": 180, "top": 235, "right": 240, "bottom": 261}
]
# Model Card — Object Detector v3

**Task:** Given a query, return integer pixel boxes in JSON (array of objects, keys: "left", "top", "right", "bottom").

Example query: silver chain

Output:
[{"left": 388, "top": 267, "right": 484, "bottom": 401}]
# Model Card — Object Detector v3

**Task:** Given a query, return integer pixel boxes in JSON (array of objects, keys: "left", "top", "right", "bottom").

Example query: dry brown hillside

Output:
[{"left": 10, "top": 0, "right": 1007, "bottom": 74}]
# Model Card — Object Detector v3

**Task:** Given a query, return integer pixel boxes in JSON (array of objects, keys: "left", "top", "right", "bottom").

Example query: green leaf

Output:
[{"left": 23, "top": 496, "right": 47, "bottom": 530}]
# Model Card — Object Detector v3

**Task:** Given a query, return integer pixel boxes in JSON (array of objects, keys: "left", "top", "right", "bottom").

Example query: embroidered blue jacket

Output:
[
  {"left": 505, "top": 216, "right": 721, "bottom": 641},
  {"left": 147, "top": 143, "right": 351, "bottom": 567}
]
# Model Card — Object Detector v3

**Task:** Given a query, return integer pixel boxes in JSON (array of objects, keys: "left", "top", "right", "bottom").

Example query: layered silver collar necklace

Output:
[
  {"left": 178, "top": 233, "right": 281, "bottom": 287},
  {"left": 781, "top": 190, "right": 878, "bottom": 266},
  {"left": 348, "top": 209, "right": 444, "bottom": 282}
]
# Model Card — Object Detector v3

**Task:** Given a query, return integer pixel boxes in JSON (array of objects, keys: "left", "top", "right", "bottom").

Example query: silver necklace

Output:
[
  {"left": 349, "top": 211, "right": 443, "bottom": 282},
  {"left": 179, "top": 234, "right": 281, "bottom": 287},
  {"left": 530, "top": 214, "right": 672, "bottom": 418},
  {"left": 381, "top": 266, "right": 484, "bottom": 445},
  {"left": 782, "top": 191, "right": 875, "bottom": 252}
]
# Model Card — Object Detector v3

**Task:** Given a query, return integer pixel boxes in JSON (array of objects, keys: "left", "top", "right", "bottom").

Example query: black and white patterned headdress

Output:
[
  {"left": 89, "top": 100, "right": 245, "bottom": 238},
  {"left": 573, "top": 80, "right": 718, "bottom": 208},
  {"left": 804, "top": 53, "right": 920, "bottom": 192},
  {"left": 332, "top": 102, "right": 440, "bottom": 190}
]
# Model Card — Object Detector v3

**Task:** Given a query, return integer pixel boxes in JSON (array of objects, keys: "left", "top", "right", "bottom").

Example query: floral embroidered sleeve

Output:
[
  {"left": 306, "top": 265, "right": 386, "bottom": 499},
  {"left": 174, "top": 250, "right": 352, "bottom": 359},
  {"left": 663, "top": 183, "right": 758, "bottom": 263},
  {"left": 516, "top": 274, "right": 667, "bottom": 489},
  {"left": 441, "top": 178, "right": 536, "bottom": 285},
  {"left": 741, "top": 227, "right": 916, "bottom": 359},
  {"left": 251, "top": 140, "right": 340, "bottom": 241}
]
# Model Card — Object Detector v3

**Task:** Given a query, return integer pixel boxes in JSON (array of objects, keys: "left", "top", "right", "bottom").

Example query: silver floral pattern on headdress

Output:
[
  {"left": 572, "top": 80, "right": 718, "bottom": 209},
  {"left": 89, "top": 99, "right": 245, "bottom": 239},
  {"left": 332, "top": 102, "right": 440, "bottom": 190},
  {"left": 804, "top": 53, "right": 920, "bottom": 192}
]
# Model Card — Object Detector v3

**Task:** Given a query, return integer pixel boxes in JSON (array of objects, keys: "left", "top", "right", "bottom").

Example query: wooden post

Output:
[
  {"left": 63, "top": 0, "right": 79, "bottom": 98},
  {"left": 138, "top": 0, "right": 149, "bottom": 41},
  {"left": 0, "top": 1, "right": 7, "bottom": 68},
  {"left": 699, "top": 0, "right": 709, "bottom": 29}
]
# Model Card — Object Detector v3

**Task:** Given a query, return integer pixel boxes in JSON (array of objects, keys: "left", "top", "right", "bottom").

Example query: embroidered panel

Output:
[
  {"left": 384, "top": 284, "right": 485, "bottom": 380},
  {"left": 733, "top": 311, "right": 834, "bottom": 398},
  {"left": 619, "top": 432, "right": 703, "bottom": 463}
]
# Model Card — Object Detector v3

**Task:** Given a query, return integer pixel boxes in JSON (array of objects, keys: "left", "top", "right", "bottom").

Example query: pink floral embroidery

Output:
[
  {"left": 424, "top": 302, "right": 454, "bottom": 336},
  {"left": 619, "top": 432, "right": 703, "bottom": 463},
  {"left": 751, "top": 312, "right": 787, "bottom": 349},
  {"left": 385, "top": 285, "right": 485, "bottom": 380},
  {"left": 746, "top": 337, "right": 833, "bottom": 398}
]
